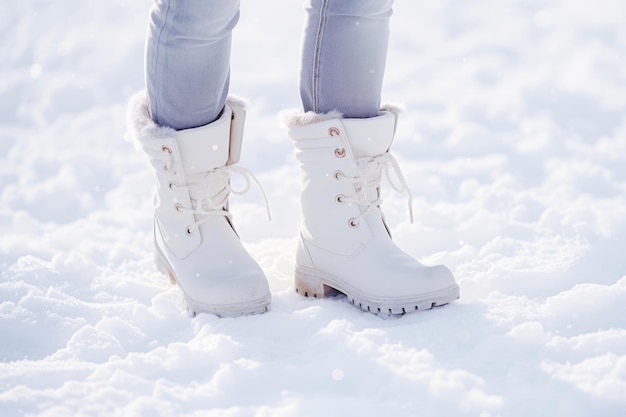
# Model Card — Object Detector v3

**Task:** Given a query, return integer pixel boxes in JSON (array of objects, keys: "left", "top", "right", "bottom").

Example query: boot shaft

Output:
[
  {"left": 286, "top": 111, "right": 399, "bottom": 255},
  {"left": 126, "top": 92, "right": 247, "bottom": 259}
]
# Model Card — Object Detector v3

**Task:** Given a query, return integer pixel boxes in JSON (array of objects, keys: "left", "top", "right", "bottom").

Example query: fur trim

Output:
[
  {"left": 279, "top": 109, "right": 344, "bottom": 129},
  {"left": 124, "top": 91, "right": 176, "bottom": 150},
  {"left": 279, "top": 102, "right": 406, "bottom": 129},
  {"left": 124, "top": 91, "right": 249, "bottom": 149},
  {"left": 379, "top": 102, "right": 405, "bottom": 118},
  {"left": 226, "top": 94, "right": 248, "bottom": 110}
]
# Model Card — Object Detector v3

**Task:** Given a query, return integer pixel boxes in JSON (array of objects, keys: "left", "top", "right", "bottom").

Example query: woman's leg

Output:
[
  {"left": 291, "top": 0, "right": 460, "bottom": 315},
  {"left": 136, "top": 0, "right": 271, "bottom": 317},
  {"left": 145, "top": 0, "right": 240, "bottom": 130},
  {"left": 299, "top": 0, "right": 394, "bottom": 118}
]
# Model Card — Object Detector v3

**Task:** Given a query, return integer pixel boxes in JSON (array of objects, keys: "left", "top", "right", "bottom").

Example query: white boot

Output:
[
  {"left": 127, "top": 92, "right": 271, "bottom": 317},
  {"left": 284, "top": 108, "right": 460, "bottom": 315}
]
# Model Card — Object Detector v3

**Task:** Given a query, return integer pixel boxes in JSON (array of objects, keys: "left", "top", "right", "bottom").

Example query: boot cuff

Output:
[
  {"left": 124, "top": 91, "right": 249, "bottom": 149},
  {"left": 279, "top": 103, "right": 404, "bottom": 129}
]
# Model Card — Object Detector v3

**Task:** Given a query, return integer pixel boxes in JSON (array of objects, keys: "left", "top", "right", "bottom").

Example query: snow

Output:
[{"left": 1, "top": 0, "right": 625, "bottom": 415}]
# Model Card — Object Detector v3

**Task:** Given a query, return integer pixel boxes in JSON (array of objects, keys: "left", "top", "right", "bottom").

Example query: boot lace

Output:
[
  {"left": 336, "top": 152, "right": 413, "bottom": 227},
  {"left": 167, "top": 164, "right": 271, "bottom": 235}
]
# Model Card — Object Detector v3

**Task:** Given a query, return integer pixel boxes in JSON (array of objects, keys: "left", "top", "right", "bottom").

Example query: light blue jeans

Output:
[{"left": 146, "top": 0, "right": 394, "bottom": 130}]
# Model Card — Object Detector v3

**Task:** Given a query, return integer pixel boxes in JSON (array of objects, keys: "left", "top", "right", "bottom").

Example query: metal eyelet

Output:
[
  {"left": 334, "top": 147, "right": 346, "bottom": 158},
  {"left": 162, "top": 146, "right": 173, "bottom": 172},
  {"left": 333, "top": 170, "right": 344, "bottom": 180},
  {"left": 185, "top": 226, "right": 194, "bottom": 236},
  {"left": 335, "top": 194, "right": 345, "bottom": 204},
  {"left": 174, "top": 203, "right": 183, "bottom": 213},
  {"left": 328, "top": 127, "right": 340, "bottom": 137},
  {"left": 348, "top": 218, "right": 359, "bottom": 228}
]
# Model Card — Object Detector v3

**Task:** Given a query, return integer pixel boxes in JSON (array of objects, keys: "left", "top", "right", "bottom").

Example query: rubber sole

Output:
[{"left": 295, "top": 265, "right": 460, "bottom": 316}]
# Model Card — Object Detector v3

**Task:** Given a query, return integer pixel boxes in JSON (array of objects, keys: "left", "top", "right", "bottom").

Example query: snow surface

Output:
[{"left": 1, "top": 0, "right": 626, "bottom": 416}]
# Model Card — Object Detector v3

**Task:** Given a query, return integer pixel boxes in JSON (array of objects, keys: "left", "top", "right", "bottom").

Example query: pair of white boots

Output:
[{"left": 127, "top": 93, "right": 459, "bottom": 317}]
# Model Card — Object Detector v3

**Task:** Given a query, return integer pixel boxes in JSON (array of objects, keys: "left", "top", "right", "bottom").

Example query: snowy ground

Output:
[{"left": 2, "top": 0, "right": 626, "bottom": 416}]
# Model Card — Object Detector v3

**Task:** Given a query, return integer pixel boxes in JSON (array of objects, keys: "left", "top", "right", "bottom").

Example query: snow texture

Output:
[{"left": 1, "top": 0, "right": 625, "bottom": 416}]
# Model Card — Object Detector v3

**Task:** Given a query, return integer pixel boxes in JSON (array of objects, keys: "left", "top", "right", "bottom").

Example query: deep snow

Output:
[{"left": 1, "top": 0, "right": 625, "bottom": 416}]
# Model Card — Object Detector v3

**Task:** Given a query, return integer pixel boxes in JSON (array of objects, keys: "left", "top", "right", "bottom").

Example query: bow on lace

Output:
[
  {"left": 169, "top": 165, "right": 271, "bottom": 234},
  {"left": 338, "top": 152, "right": 414, "bottom": 226}
]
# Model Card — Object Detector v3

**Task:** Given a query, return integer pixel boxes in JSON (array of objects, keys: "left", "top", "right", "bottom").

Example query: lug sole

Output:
[{"left": 295, "top": 265, "right": 460, "bottom": 316}]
